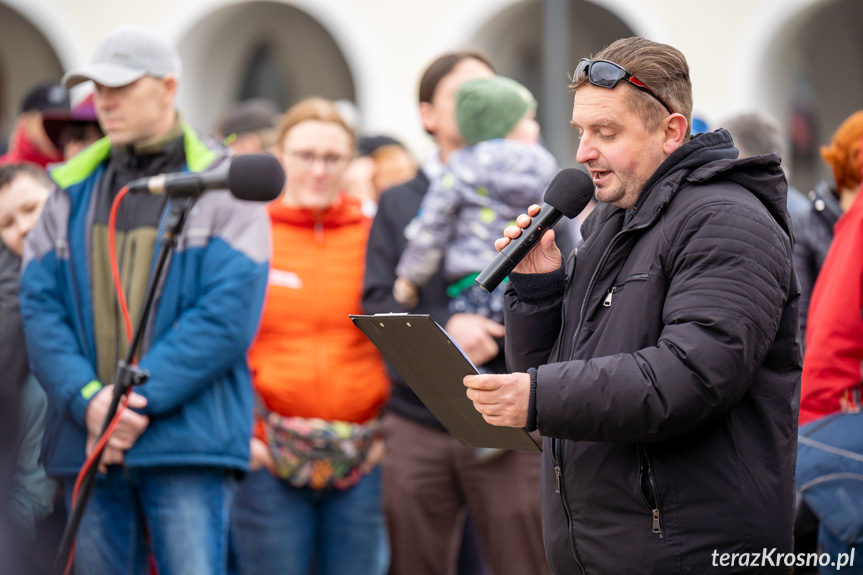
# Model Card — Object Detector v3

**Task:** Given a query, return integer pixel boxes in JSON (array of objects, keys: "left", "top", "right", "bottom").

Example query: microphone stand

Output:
[{"left": 53, "top": 196, "right": 195, "bottom": 575}]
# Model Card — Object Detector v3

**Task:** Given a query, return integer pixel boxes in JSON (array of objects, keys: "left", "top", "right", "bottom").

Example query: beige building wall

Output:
[{"left": 0, "top": 0, "right": 857, "bottom": 190}]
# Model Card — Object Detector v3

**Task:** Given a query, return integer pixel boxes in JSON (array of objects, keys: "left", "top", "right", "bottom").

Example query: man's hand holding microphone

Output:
[{"left": 464, "top": 168, "right": 594, "bottom": 427}]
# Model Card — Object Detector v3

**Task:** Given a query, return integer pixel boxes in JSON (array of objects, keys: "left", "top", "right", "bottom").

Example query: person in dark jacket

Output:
[
  {"left": 0, "top": 164, "right": 66, "bottom": 575},
  {"left": 363, "top": 51, "right": 553, "bottom": 575},
  {"left": 465, "top": 37, "right": 801, "bottom": 574}
]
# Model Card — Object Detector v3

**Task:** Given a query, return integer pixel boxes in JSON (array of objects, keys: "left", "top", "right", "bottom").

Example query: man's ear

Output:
[
  {"left": 418, "top": 101, "right": 436, "bottom": 134},
  {"left": 161, "top": 75, "right": 178, "bottom": 107},
  {"left": 663, "top": 113, "right": 689, "bottom": 155}
]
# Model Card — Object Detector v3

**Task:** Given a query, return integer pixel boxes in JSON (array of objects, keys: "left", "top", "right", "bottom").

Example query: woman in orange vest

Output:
[{"left": 230, "top": 97, "right": 390, "bottom": 575}]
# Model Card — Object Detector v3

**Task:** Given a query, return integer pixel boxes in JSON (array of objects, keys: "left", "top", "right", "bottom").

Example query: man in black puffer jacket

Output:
[{"left": 465, "top": 37, "right": 801, "bottom": 574}]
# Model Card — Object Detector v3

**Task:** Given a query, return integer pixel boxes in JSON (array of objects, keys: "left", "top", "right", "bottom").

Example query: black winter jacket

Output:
[
  {"left": 791, "top": 179, "right": 841, "bottom": 344},
  {"left": 506, "top": 130, "right": 801, "bottom": 574}
]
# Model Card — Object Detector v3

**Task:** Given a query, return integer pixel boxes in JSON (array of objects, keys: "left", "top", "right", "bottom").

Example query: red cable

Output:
[
  {"left": 64, "top": 185, "right": 137, "bottom": 575},
  {"left": 108, "top": 185, "right": 134, "bottom": 346},
  {"left": 64, "top": 396, "right": 128, "bottom": 575},
  {"left": 70, "top": 396, "right": 129, "bottom": 507}
]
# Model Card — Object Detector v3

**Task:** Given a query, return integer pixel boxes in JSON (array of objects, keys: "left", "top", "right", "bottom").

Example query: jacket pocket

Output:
[
  {"left": 602, "top": 272, "right": 649, "bottom": 307},
  {"left": 638, "top": 444, "right": 664, "bottom": 538}
]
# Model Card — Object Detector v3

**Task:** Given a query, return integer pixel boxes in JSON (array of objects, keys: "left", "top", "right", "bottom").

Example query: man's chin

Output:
[
  {"left": 106, "top": 134, "right": 131, "bottom": 147},
  {"left": 594, "top": 186, "right": 621, "bottom": 206}
]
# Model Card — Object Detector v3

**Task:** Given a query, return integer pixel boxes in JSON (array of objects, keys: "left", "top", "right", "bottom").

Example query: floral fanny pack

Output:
[{"left": 261, "top": 410, "right": 380, "bottom": 491}]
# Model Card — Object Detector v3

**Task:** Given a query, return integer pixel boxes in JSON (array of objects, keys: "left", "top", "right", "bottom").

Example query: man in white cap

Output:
[{"left": 19, "top": 24, "right": 270, "bottom": 575}]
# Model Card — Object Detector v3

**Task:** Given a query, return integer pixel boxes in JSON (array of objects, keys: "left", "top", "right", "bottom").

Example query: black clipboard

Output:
[{"left": 350, "top": 314, "right": 540, "bottom": 451}]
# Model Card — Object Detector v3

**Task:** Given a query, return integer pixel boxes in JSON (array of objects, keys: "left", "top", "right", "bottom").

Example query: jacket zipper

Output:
[
  {"left": 603, "top": 273, "right": 649, "bottom": 308},
  {"left": 549, "top": 209, "right": 663, "bottom": 571},
  {"left": 568, "top": 214, "right": 659, "bottom": 360},
  {"left": 550, "top": 438, "right": 587, "bottom": 574},
  {"left": 314, "top": 216, "right": 328, "bottom": 413},
  {"left": 602, "top": 286, "right": 616, "bottom": 307},
  {"left": 639, "top": 444, "right": 664, "bottom": 538},
  {"left": 545, "top": 250, "right": 585, "bottom": 573},
  {"left": 546, "top": 252, "right": 586, "bottom": 573}
]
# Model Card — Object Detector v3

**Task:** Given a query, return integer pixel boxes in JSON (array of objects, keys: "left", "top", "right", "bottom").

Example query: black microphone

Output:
[
  {"left": 126, "top": 153, "right": 285, "bottom": 202},
  {"left": 476, "top": 168, "right": 594, "bottom": 293}
]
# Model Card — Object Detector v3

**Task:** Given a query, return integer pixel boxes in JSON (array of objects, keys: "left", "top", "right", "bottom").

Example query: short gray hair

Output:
[{"left": 723, "top": 112, "right": 788, "bottom": 161}]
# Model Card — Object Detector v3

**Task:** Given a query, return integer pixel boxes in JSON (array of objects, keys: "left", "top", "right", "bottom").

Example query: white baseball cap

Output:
[{"left": 62, "top": 24, "right": 181, "bottom": 89}]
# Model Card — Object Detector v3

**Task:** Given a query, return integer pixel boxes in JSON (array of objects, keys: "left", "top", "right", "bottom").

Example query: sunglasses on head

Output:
[{"left": 574, "top": 58, "right": 674, "bottom": 115}]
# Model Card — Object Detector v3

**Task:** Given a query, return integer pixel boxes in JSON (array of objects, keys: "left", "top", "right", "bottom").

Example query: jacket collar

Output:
[
  {"left": 49, "top": 122, "right": 222, "bottom": 191},
  {"left": 111, "top": 118, "right": 183, "bottom": 157},
  {"left": 268, "top": 193, "right": 367, "bottom": 228},
  {"left": 624, "top": 129, "right": 739, "bottom": 229},
  {"left": 582, "top": 129, "right": 789, "bottom": 238}
]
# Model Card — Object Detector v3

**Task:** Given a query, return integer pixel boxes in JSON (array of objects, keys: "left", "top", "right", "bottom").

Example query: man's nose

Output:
[{"left": 575, "top": 135, "right": 597, "bottom": 164}]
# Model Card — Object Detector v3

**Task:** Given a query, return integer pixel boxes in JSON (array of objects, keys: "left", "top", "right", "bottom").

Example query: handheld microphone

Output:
[
  {"left": 476, "top": 168, "right": 594, "bottom": 292},
  {"left": 127, "top": 153, "right": 285, "bottom": 202}
]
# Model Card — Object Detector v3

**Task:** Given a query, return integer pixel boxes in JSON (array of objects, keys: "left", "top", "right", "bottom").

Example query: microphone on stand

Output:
[
  {"left": 127, "top": 153, "right": 285, "bottom": 202},
  {"left": 476, "top": 168, "right": 594, "bottom": 293}
]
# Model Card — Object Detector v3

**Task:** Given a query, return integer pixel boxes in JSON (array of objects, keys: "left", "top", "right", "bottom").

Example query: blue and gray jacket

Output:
[{"left": 19, "top": 126, "right": 270, "bottom": 476}]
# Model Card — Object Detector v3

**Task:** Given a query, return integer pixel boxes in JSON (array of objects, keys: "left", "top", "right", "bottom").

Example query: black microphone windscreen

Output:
[
  {"left": 227, "top": 154, "right": 286, "bottom": 202},
  {"left": 543, "top": 168, "right": 594, "bottom": 218}
]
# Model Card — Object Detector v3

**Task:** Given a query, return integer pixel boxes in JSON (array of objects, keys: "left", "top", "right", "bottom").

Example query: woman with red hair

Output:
[
  {"left": 793, "top": 110, "right": 863, "bottom": 343},
  {"left": 797, "top": 112, "right": 863, "bottom": 571}
]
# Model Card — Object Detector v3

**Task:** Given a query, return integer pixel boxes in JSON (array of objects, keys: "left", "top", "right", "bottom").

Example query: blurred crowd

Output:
[{"left": 0, "top": 21, "right": 861, "bottom": 575}]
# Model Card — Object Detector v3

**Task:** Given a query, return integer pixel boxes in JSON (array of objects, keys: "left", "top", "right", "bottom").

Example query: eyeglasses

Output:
[
  {"left": 287, "top": 150, "right": 349, "bottom": 172},
  {"left": 574, "top": 58, "right": 674, "bottom": 115}
]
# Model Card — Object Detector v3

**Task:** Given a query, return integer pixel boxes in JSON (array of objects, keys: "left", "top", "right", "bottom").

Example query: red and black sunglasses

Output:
[{"left": 574, "top": 58, "right": 674, "bottom": 115}]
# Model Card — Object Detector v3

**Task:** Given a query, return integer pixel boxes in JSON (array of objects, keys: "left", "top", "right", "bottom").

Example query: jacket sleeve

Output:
[
  {"left": 135, "top": 197, "right": 270, "bottom": 416},
  {"left": 9, "top": 375, "right": 57, "bottom": 540},
  {"left": 395, "top": 174, "right": 461, "bottom": 288},
  {"left": 20, "top": 190, "right": 100, "bottom": 428},
  {"left": 504, "top": 266, "right": 567, "bottom": 373},
  {"left": 0, "top": 246, "right": 28, "bottom": 392},
  {"left": 536, "top": 200, "right": 793, "bottom": 442},
  {"left": 363, "top": 189, "right": 410, "bottom": 314},
  {"left": 792, "top": 219, "right": 816, "bottom": 344}
]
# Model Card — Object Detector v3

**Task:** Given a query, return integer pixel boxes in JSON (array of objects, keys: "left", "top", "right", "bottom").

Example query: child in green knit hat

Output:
[
  {"left": 455, "top": 75, "right": 539, "bottom": 146},
  {"left": 394, "top": 75, "right": 558, "bottom": 323}
]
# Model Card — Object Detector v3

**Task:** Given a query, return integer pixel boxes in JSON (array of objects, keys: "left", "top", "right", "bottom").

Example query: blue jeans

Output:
[
  {"left": 819, "top": 524, "right": 863, "bottom": 574},
  {"left": 62, "top": 466, "right": 237, "bottom": 575},
  {"left": 230, "top": 467, "right": 388, "bottom": 575}
]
